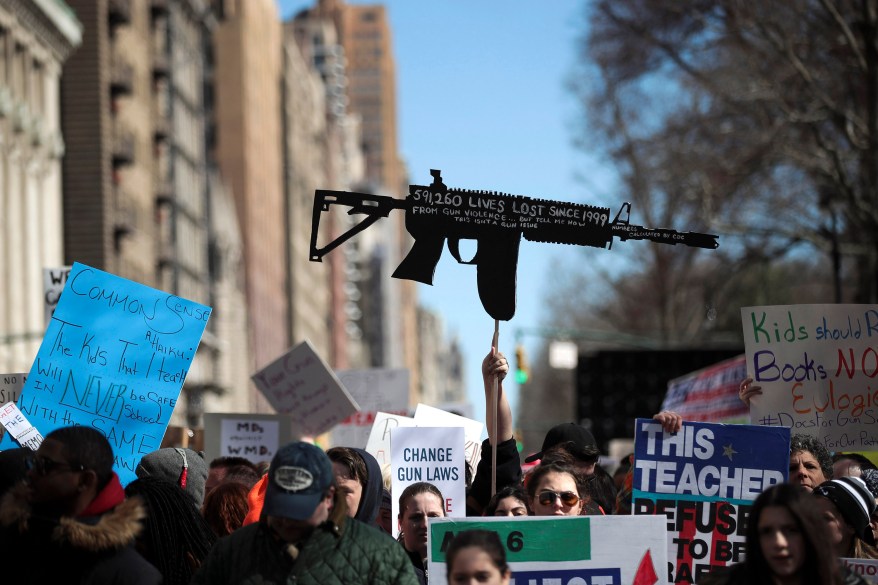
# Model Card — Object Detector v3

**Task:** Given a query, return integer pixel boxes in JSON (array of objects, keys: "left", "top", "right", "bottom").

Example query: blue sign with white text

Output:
[
  {"left": 633, "top": 419, "right": 789, "bottom": 505},
  {"left": 0, "top": 263, "right": 211, "bottom": 484}
]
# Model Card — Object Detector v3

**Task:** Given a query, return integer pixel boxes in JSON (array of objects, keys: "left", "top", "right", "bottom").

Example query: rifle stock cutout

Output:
[{"left": 310, "top": 169, "right": 719, "bottom": 321}]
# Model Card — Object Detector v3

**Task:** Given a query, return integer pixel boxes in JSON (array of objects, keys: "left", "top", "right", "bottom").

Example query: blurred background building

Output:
[
  {"left": 0, "top": 0, "right": 81, "bottom": 373},
  {"left": 0, "top": 0, "right": 461, "bottom": 436}
]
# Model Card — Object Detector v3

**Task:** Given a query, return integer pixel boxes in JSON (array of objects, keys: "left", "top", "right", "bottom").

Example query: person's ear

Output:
[{"left": 78, "top": 469, "right": 99, "bottom": 493}]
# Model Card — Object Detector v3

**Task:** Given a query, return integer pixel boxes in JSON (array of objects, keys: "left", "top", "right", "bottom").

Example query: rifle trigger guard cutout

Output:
[{"left": 447, "top": 238, "right": 477, "bottom": 265}]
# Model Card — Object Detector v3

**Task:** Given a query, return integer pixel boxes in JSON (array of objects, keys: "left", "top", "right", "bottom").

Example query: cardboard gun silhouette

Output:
[{"left": 310, "top": 169, "right": 719, "bottom": 321}]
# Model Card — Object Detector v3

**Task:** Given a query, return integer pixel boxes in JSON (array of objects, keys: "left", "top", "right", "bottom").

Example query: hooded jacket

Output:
[
  {"left": 352, "top": 448, "right": 383, "bottom": 525},
  {"left": 0, "top": 475, "right": 162, "bottom": 584}
]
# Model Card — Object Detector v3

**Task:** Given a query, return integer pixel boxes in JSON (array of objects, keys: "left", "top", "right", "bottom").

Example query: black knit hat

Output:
[
  {"left": 524, "top": 423, "right": 597, "bottom": 464},
  {"left": 814, "top": 476, "right": 877, "bottom": 545}
]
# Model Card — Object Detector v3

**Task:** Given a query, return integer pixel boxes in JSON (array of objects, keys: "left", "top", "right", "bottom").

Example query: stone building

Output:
[{"left": 0, "top": 0, "right": 81, "bottom": 373}]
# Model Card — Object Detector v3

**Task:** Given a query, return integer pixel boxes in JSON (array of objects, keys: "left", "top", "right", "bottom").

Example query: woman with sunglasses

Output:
[{"left": 525, "top": 462, "right": 587, "bottom": 516}]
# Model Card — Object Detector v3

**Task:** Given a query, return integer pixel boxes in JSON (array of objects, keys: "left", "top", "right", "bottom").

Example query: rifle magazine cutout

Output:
[{"left": 309, "top": 170, "right": 719, "bottom": 321}]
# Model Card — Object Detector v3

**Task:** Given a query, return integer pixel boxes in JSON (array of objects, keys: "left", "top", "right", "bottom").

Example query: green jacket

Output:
[{"left": 192, "top": 516, "right": 418, "bottom": 585}]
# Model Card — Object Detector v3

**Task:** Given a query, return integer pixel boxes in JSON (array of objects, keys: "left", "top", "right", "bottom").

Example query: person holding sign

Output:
[
  {"left": 444, "top": 529, "right": 511, "bottom": 585},
  {"left": 398, "top": 481, "right": 447, "bottom": 584},
  {"left": 700, "top": 483, "right": 864, "bottom": 585},
  {"left": 466, "top": 347, "right": 522, "bottom": 516},
  {"left": 789, "top": 434, "right": 834, "bottom": 492},
  {"left": 0, "top": 426, "right": 161, "bottom": 584}
]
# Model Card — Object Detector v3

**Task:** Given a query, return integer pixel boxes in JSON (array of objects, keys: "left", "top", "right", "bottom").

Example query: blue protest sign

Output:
[
  {"left": 633, "top": 419, "right": 789, "bottom": 584},
  {"left": 0, "top": 263, "right": 211, "bottom": 484}
]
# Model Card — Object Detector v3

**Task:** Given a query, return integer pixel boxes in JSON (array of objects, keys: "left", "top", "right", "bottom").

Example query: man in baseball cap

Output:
[{"left": 193, "top": 441, "right": 417, "bottom": 585}]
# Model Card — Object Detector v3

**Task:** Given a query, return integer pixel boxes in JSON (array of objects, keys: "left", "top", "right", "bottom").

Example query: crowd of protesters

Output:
[{"left": 0, "top": 351, "right": 876, "bottom": 584}]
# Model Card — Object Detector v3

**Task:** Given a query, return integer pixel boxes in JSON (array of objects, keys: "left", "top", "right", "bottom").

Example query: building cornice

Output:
[{"left": 5, "top": 0, "right": 83, "bottom": 63}]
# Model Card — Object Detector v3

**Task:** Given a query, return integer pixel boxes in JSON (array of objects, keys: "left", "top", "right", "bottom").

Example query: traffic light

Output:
[{"left": 515, "top": 344, "right": 529, "bottom": 384}]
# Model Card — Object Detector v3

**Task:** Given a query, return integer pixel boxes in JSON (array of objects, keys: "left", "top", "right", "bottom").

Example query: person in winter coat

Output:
[
  {"left": 192, "top": 441, "right": 418, "bottom": 585},
  {"left": 0, "top": 426, "right": 161, "bottom": 584}
]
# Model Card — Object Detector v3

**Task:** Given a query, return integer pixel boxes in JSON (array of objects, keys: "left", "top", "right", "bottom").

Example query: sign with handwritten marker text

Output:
[
  {"left": 251, "top": 340, "right": 360, "bottom": 437},
  {"left": 633, "top": 419, "right": 789, "bottom": 585},
  {"left": 0, "top": 263, "right": 211, "bottom": 484},
  {"left": 428, "top": 515, "right": 667, "bottom": 585},
  {"left": 391, "top": 426, "right": 466, "bottom": 538},
  {"left": 414, "top": 403, "right": 484, "bottom": 472},
  {"left": 329, "top": 368, "right": 409, "bottom": 449},
  {"left": 366, "top": 411, "right": 416, "bottom": 466},
  {"left": 741, "top": 304, "right": 878, "bottom": 450}
]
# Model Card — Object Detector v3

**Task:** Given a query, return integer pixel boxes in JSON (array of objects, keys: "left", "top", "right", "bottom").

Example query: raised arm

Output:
[{"left": 482, "top": 346, "right": 513, "bottom": 444}]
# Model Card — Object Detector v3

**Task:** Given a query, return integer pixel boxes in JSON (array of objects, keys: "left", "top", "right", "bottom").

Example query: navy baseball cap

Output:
[{"left": 263, "top": 442, "right": 333, "bottom": 521}]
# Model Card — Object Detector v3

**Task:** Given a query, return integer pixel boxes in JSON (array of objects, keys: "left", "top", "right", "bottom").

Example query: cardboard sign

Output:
[
  {"left": 661, "top": 355, "right": 749, "bottom": 423},
  {"left": 741, "top": 304, "right": 878, "bottom": 450},
  {"left": 0, "top": 263, "right": 211, "bottom": 484},
  {"left": 414, "top": 403, "right": 484, "bottom": 472},
  {"left": 202, "top": 412, "right": 295, "bottom": 465},
  {"left": 43, "top": 266, "right": 71, "bottom": 326},
  {"left": 365, "top": 411, "right": 417, "bottom": 466},
  {"left": 310, "top": 170, "right": 718, "bottom": 321},
  {"left": 391, "top": 426, "right": 466, "bottom": 537},
  {"left": 251, "top": 340, "right": 360, "bottom": 437},
  {"left": 428, "top": 515, "right": 668, "bottom": 584},
  {"left": 329, "top": 368, "right": 409, "bottom": 449},
  {"left": 633, "top": 419, "right": 790, "bottom": 584},
  {"left": 844, "top": 559, "right": 878, "bottom": 584},
  {"left": 0, "top": 373, "right": 26, "bottom": 441}
]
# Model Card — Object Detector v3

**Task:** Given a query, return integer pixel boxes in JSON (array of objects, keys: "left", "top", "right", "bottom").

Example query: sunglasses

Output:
[
  {"left": 25, "top": 455, "right": 85, "bottom": 476},
  {"left": 537, "top": 490, "right": 580, "bottom": 507}
]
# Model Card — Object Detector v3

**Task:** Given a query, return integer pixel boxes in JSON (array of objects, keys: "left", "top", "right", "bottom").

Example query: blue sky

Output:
[{"left": 277, "top": 1, "right": 616, "bottom": 432}]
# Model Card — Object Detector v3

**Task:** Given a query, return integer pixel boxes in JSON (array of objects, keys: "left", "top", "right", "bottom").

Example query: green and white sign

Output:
[{"left": 428, "top": 515, "right": 667, "bottom": 584}]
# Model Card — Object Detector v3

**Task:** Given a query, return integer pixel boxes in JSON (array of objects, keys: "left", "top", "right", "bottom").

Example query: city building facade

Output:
[
  {"left": 213, "top": 0, "right": 287, "bottom": 412},
  {"left": 59, "top": 0, "right": 248, "bottom": 427},
  {"left": 0, "top": 0, "right": 81, "bottom": 372}
]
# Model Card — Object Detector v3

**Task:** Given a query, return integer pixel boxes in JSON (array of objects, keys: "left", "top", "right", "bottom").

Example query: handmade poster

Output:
[
  {"left": 43, "top": 266, "right": 71, "bottom": 326},
  {"left": 428, "top": 515, "right": 668, "bottom": 584},
  {"left": 251, "top": 340, "right": 360, "bottom": 437},
  {"left": 633, "top": 419, "right": 790, "bottom": 584},
  {"left": 202, "top": 412, "right": 294, "bottom": 465},
  {"left": 329, "top": 367, "right": 409, "bottom": 449},
  {"left": 0, "top": 262, "right": 211, "bottom": 484},
  {"left": 365, "top": 411, "right": 416, "bottom": 466},
  {"left": 741, "top": 304, "right": 878, "bottom": 450},
  {"left": 414, "top": 403, "right": 484, "bottom": 472},
  {"left": 0, "top": 373, "right": 26, "bottom": 441},
  {"left": 310, "top": 169, "right": 718, "bottom": 320},
  {"left": 0, "top": 402, "right": 43, "bottom": 450},
  {"left": 661, "top": 355, "right": 749, "bottom": 424},
  {"left": 391, "top": 426, "right": 466, "bottom": 538},
  {"left": 844, "top": 559, "right": 878, "bottom": 584}
]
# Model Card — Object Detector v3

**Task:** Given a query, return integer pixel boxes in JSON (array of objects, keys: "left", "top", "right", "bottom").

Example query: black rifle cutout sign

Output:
[{"left": 310, "top": 169, "right": 719, "bottom": 321}]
